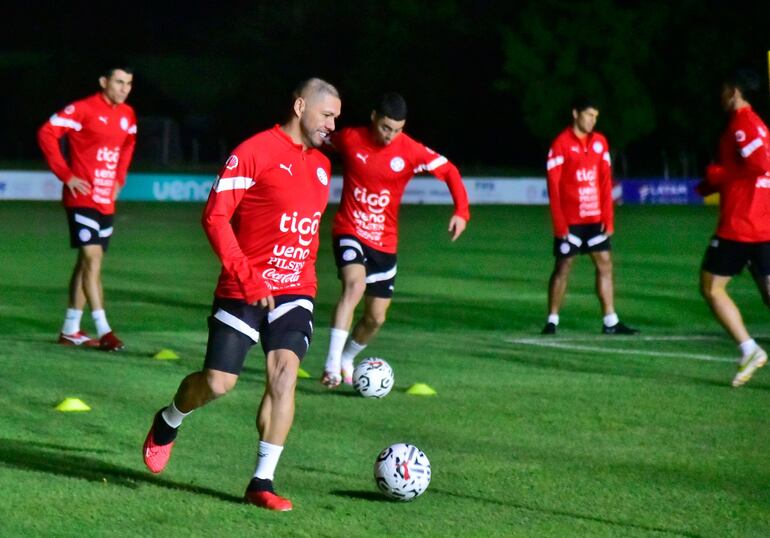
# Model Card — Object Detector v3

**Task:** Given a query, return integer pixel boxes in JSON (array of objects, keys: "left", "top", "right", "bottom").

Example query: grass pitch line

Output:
[
  {"left": 504, "top": 338, "right": 734, "bottom": 363},
  {"left": 507, "top": 335, "right": 723, "bottom": 344}
]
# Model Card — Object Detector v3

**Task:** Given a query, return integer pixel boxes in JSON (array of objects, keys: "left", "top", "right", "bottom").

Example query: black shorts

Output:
[
  {"left": 203, "top": 295, "right": 314, "bottom": 375},
  {"left": 553, "top": 223, "right": 611, "bottom": 258},
  {"left": 701, "top": 235, "right": 770, "bottom": 277},
  {"left": 332, "top": 235, "right": 397, "bottom": 298},
  {"left": 66, "top": 208, "right": 114, "bottom": 251}
]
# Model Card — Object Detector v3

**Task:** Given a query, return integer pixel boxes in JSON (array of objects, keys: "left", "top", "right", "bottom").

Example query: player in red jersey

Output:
[
  {"left": 321, "top": 93, "right": 470, "bottom": 387},
  {"left": 142, "top": 78, "right": 341, "bottom": 511},
  {"left": 542, "top": 98, "right": 637, "bottom": 336},
  {"left": 697, "top": 69, "right": 770, "bottom": 387},
  {"left": 37, "top": 65, "right": 137, "bottom": 351}
]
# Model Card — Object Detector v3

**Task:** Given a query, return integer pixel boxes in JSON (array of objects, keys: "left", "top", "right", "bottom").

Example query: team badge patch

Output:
[
  {"left": 342, "top": 249, "right": 357, "bottom": 262},
  {"left": 735, "top": 130, "right": 746, "bottom": 143},
  {"left": 120, "top": 117, "right": 129, "bottom": 131},
  {"left": 79, "top": 229, "right": 92, "bottom": 242},
  {"left": 225, "top": 155, "right": 239, "bottom": 170},
  {"left": 64, "top": 104, "right": 75, "bottom": 114},
  {"left": 317, "top": 167, "right": 329, "bottom": 185},
  {"left": 592, "top": 141, "right": 603, "bottom": 154},
  {"left": 390, "top": 157, "right": 405, "bottom": 172}
]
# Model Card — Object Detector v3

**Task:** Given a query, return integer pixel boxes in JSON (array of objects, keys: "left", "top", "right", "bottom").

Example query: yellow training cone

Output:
[
  {"left": 297, "top": 368, "right": 311, "bottom": 379},
  {"left": 55, "top": 398, "right": 91, "bottom": 412},
  {"left": 153, "top": 349, "right": 179, "bottom": 360},
  {"left": 406, "top": 383, "right": 437, "bottom": 396}
]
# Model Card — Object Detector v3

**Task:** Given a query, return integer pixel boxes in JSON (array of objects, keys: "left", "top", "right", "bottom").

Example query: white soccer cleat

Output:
[
  {"left": 341, "top": 361, "right": 354, "bottom": 385},
  {"left": 732, "top": 347, "right": 767, "bottom": 388},
  {"left": 320, "top": 370, "right": 342, "bottom": 388}
]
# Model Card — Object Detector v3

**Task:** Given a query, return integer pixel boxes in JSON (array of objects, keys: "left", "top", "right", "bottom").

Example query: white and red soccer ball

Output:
[
  {"left": 353, "top": 357, "right": 394, "bottom": 398},
  {"left": 373, "top": 443, "right": 431, "bottom": 501}
]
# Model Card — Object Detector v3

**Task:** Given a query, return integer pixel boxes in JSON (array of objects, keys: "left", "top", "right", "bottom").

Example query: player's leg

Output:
[
  {"left": 340, "top": 250, "right": 397, "bottom": 377},
  {"left": 543, "top": 250, "right": 575, "bottom": 334},
  {"left": 589, "top": 250, "right": 637, "bottom": 334},
  {"left": 323, "top": 263, "right": 366, "bottom": 387},
  {"left": 323, "top": 236, "right": 367, "bottom": 387},
  {"left": 247, "top": 297, "right": 313, "bottom": 511},
  {"left": 59, "top": 210, "right": 98, "bottom": 345},
  {"left": 701, "top": 237, "right": 766, "bottom": 386},
  {"left": 143, "top": 300, "right": 257, "bottom": 473}
]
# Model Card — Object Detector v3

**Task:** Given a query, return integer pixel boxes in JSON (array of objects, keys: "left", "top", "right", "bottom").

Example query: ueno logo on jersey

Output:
[
  {"left": 317, "top": 167, "right": 328, "bottom": 185},
  {"left": 390, "top": 157, "right": 405, "bottom": 172},
  {"left": 280, "top": 211, "right": 322, "bottom": 247},
  {"left": 576, "top": 167, "right": 597, "bottom": 182},
  {"left": 592, "top": 141, "right": 603, "bottom": 154},
  {"left": 225, "top": 155, "right": 239, "bottom": 170},
  {"left": 97, "top": 146, "right": 120, "bottom": 170},
  {"left": 354, "top": 187, "right": 391, "bottom": 214}
]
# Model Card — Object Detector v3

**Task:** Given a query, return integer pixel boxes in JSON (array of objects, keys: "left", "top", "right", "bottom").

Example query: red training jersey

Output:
[
  {"left": 704, "top": 106, "right": 770, "bottom": 242},
  {"left": 37, "top": 92, "right": 137, "bottom": 215},
  {"left": 331, "top": 126, "right": 470, "bottom": 253},
  {"left": 546, "top": 128, "right": 614, "bottom": 237},
  {"left": 203, "top": 125, "right": 331, "bottom": 302}
]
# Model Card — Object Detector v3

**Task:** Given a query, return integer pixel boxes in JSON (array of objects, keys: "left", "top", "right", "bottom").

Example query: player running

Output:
[
  {"left": 37, "top": 65, "right": 137, "bottom": 351},
  {"left": 142, "top": 79, "right": 341, "bottom": 511},
  {"left": 321, "top": 92, "right": 470, "bottom": 388},
  {"left": 697, "top": 69, "right": 770, "bottom": 388},
  {"left": 542, "top": 97, "right": 638, "bottom": 335}
]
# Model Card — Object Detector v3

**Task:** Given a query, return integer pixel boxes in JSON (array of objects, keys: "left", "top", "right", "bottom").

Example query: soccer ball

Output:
[
  {"left": 374, "top": 443, "right": 431, "bottom": 501},
  {"left": 353, "top": 357, "right": 394, "bottom": 398}
]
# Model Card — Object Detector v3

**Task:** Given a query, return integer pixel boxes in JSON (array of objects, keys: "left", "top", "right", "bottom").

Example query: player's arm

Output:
[
  {"left": 36, "top": 104, "right": 90, "bottom": 196},
  {"left": 599, "top": 144, "right": 614, "bottom": 235},
  {"left": 546, "top": 145, "right": 569, "bottom": 238},
  {"left": 202, "top": 157, "right": 273, "bottom": 309},
  {"left": 414, "top": 147, "right": 470, "bottom": 241},
  {"left": 733, "top": 123, "right": 770, "bottom": 176},
  {"left": 114, "top": 113, "right": 138, "bottom": 200}
]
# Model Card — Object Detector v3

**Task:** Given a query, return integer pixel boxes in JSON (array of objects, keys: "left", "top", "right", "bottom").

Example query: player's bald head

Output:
[{"left": 293, "top": 78, "right": 340, "bottom": 105}]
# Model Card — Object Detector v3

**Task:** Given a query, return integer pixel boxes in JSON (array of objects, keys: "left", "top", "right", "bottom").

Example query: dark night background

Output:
[{"left": 2, "top": 0, "right": 770, "bottom": 177}]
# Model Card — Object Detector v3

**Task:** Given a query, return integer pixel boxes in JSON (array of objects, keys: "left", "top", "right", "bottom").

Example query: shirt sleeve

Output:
[
  {"left": 732, "top": 120, "right": 770, "bottom": 176},
  {"left": 546, "top": 142, "right": 568, "bottom": 237},
  {"left": 599, "top": 139, "right": 614, "bottom": 234},
  {"left": 412, "top": 143, "right": 470, "bottom": 221},
  {"left": 115, "top": 111, "right": 137, "bottom": 187},
  {"left": 36, "top": 102, "right": 84, "bottom": 182},
  {"left": 201, "top": 149, "right": 270, "bottom": 303}
]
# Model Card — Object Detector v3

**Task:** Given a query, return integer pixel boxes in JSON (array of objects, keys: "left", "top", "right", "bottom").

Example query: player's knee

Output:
[
  {"left": 554, "top": 258, "right": 573, "bottom": 277},
  {"left": 205, "top": 371, "right": 237, "bottom": 398},
  {"left": 342, "top": 278, "right": 366, "bottom": 301},
  {"left": 364, "top": 310, "right": 386, "bottom": 330},
  {"left": 268, "top": 357, "right": 298, "bottom": 395}
]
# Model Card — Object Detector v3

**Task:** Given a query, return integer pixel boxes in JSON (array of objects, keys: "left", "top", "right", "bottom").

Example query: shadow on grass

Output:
[
  {"left": 329, "top": 490, "right": 387, "bottom": 502},
  {"left": 0, "top": 438, "right": 243, "bottom": 504},
  {"left": 429, "top": 488, "right": 703, "bottom": 538}
]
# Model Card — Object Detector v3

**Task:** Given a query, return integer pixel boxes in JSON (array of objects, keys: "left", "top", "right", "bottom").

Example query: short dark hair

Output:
[
  {"left": 724, "top": 68, "right": 760, "bottom": 99},
  {"left": 572, "top": 97, "right": 598, "bottom": 113},
  {"left": 374, "top": 92, "right": 408, "bottom": 121},
  {"left": 102, "top": 65, "right": 133, "bottom": 78}
]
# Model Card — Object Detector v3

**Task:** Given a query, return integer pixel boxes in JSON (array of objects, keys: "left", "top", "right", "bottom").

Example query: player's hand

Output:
[
  {"left": 254, "top": 295, "right": 275, "bottom": 311},
  {"left": 448, "top": 215, "right": 467, "bottom": 241},
  {"left": 66, "top": 176, "right": 91, "bottom": 196}
]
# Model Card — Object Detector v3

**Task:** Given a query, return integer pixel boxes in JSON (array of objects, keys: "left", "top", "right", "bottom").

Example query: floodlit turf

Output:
[{"left": 1, "top": 201, "right": 769, "bottom": 537}]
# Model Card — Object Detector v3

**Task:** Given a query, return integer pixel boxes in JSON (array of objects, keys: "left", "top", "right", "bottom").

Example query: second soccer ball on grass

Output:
[{"left": 352, "top": 357, "right": 394, "bottom": 398}]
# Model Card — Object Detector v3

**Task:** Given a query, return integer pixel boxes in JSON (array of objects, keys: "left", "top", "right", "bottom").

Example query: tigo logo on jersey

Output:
[
  {"left": 279, "top": 211, "right": 322, "bottom": 247},
  {"left": 225, "top": 155, "right": 239, "bottom": 170},
  {"left": 316, "top": 167, "right": 328, "bottom": 185},
  {"left": 97, "top": 146, "right": 120, "bottom": 171},
  {"left": 354, "top": 187, "right": 391, "bottom": 213},
  {"left": 390, "top": 157, "right": 405, "bottom": 172},
  {"left": 592, "top": 141, "right": 603, "bottom": 154}
]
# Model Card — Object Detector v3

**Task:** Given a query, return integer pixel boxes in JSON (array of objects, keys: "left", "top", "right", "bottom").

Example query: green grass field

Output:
[{"left": 1, "top": 201, "right": 769, "bottom": 537}]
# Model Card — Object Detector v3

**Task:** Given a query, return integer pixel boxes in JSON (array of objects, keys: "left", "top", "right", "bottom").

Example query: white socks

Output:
[
  {"left": 161, "top": 401, "right": 191, "bottom": 428},
  {"left": 547, "top": 314, "right": 559, "bottom": 325},
  {"left": 254, "top": 440, "right": 284, "bottom": 481},
  {"left": 92, "top": 309, "right": 112, "bottom": 337},
  {"left": 341, "top": 339, "right": 367, "bottom": 372},
  {"left": 739, "top": 338, "right": 758, "bottom": 357},
  {"left": 62, "top": 308, "right": 83, "bottom": 335},
  {"left": 603, "top": 313, "right": 619, "bottom": 327},
  {"left": 325, "top": 328, "right": 349, "bottom": 372}
]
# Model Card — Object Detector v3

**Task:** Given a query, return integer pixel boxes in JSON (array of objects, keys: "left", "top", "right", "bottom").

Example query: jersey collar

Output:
[{"left": 272, "top": 124, "right": 307, "bottom": 152}]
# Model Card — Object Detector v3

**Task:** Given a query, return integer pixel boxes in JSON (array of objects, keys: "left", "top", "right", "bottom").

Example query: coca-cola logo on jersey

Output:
[
  {"left": 279, "top": 211, "right": 322, "bottom": 247},
  {"left": 97, "top": 146, "right": 121, "bottom": 171},
  {"left": 354, "top": 187, "right": 391, "bottom": 214}
]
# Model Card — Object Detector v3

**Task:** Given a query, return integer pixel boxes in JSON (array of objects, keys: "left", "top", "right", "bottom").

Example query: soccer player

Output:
[
  {"left": 321, "top": 92, "right": 470, "bottom": 387},
  {"left": 697, "top": 69, "right": 770, "bottom": 388},
  {"left": 37, "top": 65, "right": 136, "bottom": 351},
  {"left": 542, "top": 98, "right": 637, "bottom": 335},
  {"left": 142, "top": 78, "right": 341, "bottom": 511}
]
